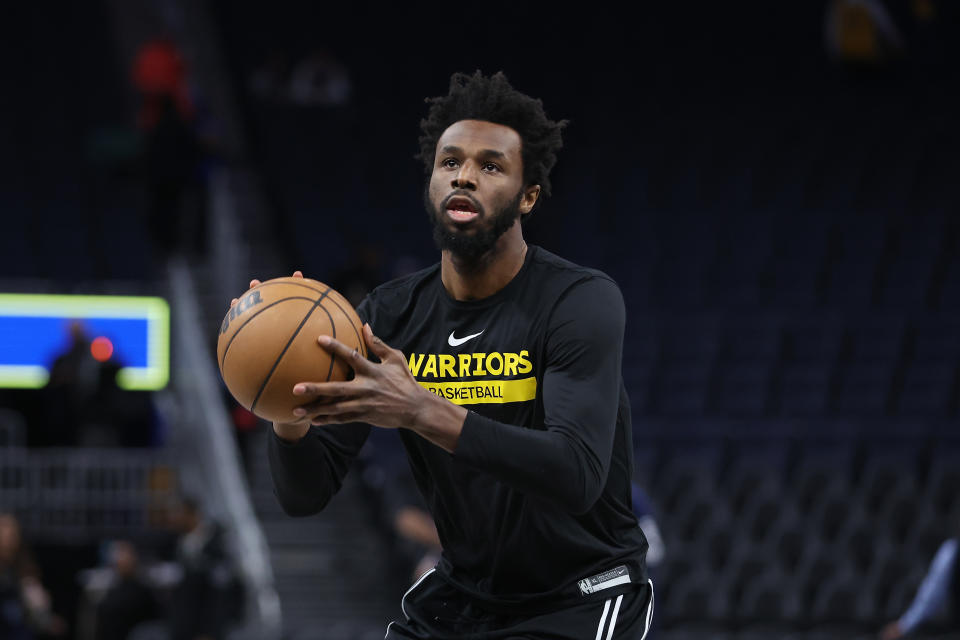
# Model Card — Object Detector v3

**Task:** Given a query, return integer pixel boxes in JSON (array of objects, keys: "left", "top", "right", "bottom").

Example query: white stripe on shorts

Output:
[
  {"left": 384, "top": 567, "right": 437, "bottom": 639},
  {"left": 401, "top": 567, "right": 436, "bottom": 621},
  {"left": 594, "top": 598, "right": 611, "bottom": 640},
  {"left": 639, "top": 579, "right": 655, "bottom": 640},
  {"left": 605, "top": 594, "right": 624, "bottom": 640}
]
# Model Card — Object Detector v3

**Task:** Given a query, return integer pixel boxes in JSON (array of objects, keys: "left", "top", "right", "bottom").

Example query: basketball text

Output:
[{"left": 221, "top": 290, "right": 264, "bottom": 334}]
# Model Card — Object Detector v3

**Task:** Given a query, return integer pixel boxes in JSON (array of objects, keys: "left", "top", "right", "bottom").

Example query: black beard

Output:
[{"left": 425, "top": 187, "right": 523, "bottom": 264}]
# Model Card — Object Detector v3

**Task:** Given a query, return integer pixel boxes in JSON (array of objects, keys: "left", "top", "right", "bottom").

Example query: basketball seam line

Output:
[
  {"left": 250, "top": 287, "right": 332, "bottom": 413},
  {"left": 325, "top": 295, "right": 366, "bottom": 359},
  {"left": 255, "top": 280, "right": 364, "bottom": 358},
  {"left": 219, "top": 296, "right": 317, "bottom": 370},
  {"left": 322, "top": 303, "right": 337, "bottom": 383}
]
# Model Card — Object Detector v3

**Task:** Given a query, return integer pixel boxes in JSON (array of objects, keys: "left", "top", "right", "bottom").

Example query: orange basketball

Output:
[{"left": 216, "top": 277, "right": 366, "bottom": 423}]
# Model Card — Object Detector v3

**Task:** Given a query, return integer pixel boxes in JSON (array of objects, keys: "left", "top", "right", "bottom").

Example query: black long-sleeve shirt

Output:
[{"left": 269, "top": 245, "right": 647, "bottom": 609}]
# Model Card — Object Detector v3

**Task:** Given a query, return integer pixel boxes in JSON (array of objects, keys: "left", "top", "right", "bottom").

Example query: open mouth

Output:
[{"left": 445, "top": 195, "right": 480, "bottom": 223}]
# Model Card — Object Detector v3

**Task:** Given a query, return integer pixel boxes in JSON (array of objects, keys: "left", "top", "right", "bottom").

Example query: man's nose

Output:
[{"left": 451, "top": 161, "right": 478, "bottom": 190}]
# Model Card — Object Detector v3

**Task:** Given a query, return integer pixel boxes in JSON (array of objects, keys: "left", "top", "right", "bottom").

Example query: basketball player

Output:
[{"left": 251, "top": 71, "right": 652, "bottom": 639}]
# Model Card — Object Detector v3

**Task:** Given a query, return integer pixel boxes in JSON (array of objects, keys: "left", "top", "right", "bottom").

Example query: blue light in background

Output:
[{"left": 0, "top": 316, "right": 149, "bottom": 368}]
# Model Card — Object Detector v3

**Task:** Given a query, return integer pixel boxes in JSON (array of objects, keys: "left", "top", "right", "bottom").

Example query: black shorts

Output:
[{"left": 384, "top": 569, "right": 655, "bottom": 640}]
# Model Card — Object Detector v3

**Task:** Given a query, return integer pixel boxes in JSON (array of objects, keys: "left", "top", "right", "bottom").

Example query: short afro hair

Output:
[{"left": 417, "top": 71, "right": 567, "bottom": 202}]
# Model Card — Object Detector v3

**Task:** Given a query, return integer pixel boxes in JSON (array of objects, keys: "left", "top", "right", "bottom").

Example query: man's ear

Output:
[{"left": 520, "top": 185, "right": 541, "bottom": 215}]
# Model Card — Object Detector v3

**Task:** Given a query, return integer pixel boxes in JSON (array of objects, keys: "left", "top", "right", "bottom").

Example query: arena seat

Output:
[
  {"left": 0, "top": 409, "right": 27, "bottom": 448},
  {"left": 736, "top": 485, "right": 797, "bottom": 547},
  {"left": 764, "top": 524, "right": 806, "bottom": 576},
  {"left": 790, "top": 443, "right": 857, "bottom": 515},
  {"left": 736, "top": 569, "right": 799, "bottom": 625},
  {"left": 926, "top": 443, "right": 960, "bottom": 520},
  {"left": 841, "top": 522, "right": 889, "bottom": 578},
  {"left": 776, "top": 316, "right": 843, "bottom": 415},
  {"left": 672, "top": 489, "right": 729, "bottom": 547},
  {"left": 721, "top": 440, "right": 791, "bottom": 514},
  {"left": 810, "top": 570, "right": 862, "bottom": 625},
  {"left": 856, "top": 440, "right": 923, "bottom": 516},
  {"left": 655, "top": 446, "right": 724, "bottom": 515},
  {"left": 662, "top": 568, "right": 732, "bottom": 625},
  {"left": 821, "top": 229, "right": 885, "bottom": 309}
]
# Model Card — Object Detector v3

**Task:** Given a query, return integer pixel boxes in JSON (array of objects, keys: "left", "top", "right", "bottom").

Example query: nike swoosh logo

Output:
[{"left": 448, "top": 330, "right": 484, "bottom": 347}]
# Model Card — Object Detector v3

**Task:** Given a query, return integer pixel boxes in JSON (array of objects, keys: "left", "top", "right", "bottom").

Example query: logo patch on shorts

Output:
[{"left": 578, "top": 565, "right": 631, "bottom": 596}]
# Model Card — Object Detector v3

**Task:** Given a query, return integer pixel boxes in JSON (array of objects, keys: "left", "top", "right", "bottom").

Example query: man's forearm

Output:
[
  {"left": 273, "top": 420, "right": 310, "bottom": 443},
  {"left": 409, "top": 387, "right": 468, "bottom": 453}
]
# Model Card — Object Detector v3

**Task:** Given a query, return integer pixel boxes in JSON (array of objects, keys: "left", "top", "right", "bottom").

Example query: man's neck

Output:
[{"left": 440, "top": 226, "right": 527, "bottom": 301}]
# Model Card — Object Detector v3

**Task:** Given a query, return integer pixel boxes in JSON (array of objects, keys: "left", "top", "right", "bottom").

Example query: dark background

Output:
[{"left": 0, "top": 1, "right": 958, "bottom": 639}]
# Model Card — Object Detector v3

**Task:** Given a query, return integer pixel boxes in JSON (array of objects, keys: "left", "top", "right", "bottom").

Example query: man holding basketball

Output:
[{"left": 259, "top": 71, "right": 652, "bottom": 639}]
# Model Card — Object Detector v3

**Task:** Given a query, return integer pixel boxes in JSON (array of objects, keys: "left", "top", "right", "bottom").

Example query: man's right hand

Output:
[{"left": 229, "top": 271, "right": 309, "bottom": 442}]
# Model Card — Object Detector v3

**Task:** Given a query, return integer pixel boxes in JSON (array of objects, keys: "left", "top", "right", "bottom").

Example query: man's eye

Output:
[
  {"left": 442, "top": 158, "right": 459, "bottom": 169},
  {"left": 482, "top": 163, "right": 500, "bottom": 172}
]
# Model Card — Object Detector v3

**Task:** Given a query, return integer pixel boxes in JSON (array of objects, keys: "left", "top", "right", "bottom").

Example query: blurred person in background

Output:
[
  {"left": 880, "top": 524, "right": 958, "bottom": 638},
  {"left": 356, "top": 431, "right": 442, "bottom": 583},
  {"left": 168, "top": 497, "right": 241, "bottom": 640},
  {"left": 80, "top": 361, "right": 158, "bottom": 448},
  {"left": 133, "top": 37, "right": 208, "bottom": 262},
  {"left": 40, "top": 322, "right": 99, "bottom": 447},
  {"left": 331, "top": 241, "right": 385, "bottom": 308},
  {"left": 42, "top": 322, "right": 159, "bottom": 448},
  {"left": 631, "top": 483, "right": 665, "bottom": 572},
  {"left": 631, "top": 484, "right": 664, "bottom": 639},
  {"left": 0, "top": 514, "right": 66, "bottom": 639},
  {"left": 287, "top": 49, "right": 352, "bottom": 107},
  {"left": 91, "top": 541, "right": 159, "bottom": 640},
  {"left": 824, "top": 0, "right": 904, "bottom": 65},
  {"left": 227, "top": 394, "right": 262, "bottom": 482}
]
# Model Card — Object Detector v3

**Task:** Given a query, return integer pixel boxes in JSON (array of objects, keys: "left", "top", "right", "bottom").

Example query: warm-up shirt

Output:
[{"left": 268, "top": 245, "right": 648, "bottom": 610}]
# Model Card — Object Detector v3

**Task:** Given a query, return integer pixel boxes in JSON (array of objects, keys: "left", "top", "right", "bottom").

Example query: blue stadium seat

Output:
[
  {"left": 790, "top": 442, "right": 857, "bottom": 515},
  {"left": 737, "top": 568, "right": 799, "bottom": 625},
  {"left": 655, "top": 445, "right": 723, "bottom": 511},
  {"left": 822, "top": 225, "right": 886, "bottom": 309},
  {"left": 926, "top": 445, "right": 960, "bottom": 521},
  {"left": 834, "top": 315, "right": 906, "bottom": 414},
  {"left": 898, "top": 316, "right": 960, "bottom": 415},
  {"left": 777, "top": 315, "right": 843, "bottom": 415},
  {"left": 721, "top": 439, "right": 792, "bottom": 514}
]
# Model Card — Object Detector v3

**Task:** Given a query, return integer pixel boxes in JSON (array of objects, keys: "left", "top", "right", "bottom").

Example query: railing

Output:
[
  {"left": 167, "top": 258, "right": 282, "bottom": 639},
  {"left": 0, "top": 447, "right": 175, "bottom": 541}
]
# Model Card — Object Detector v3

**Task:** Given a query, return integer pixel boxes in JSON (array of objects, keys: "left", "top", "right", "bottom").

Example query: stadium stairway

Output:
[
  {"left": 183, "top": 168, "right": 405, "bottom": 638},
  {"left": 244, "top": 427, "right": 402, "bottom": 640}
]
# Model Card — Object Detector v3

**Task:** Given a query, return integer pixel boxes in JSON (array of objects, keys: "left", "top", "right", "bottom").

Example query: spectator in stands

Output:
[
  {"left": 247, "top": 51, "right": 289, "bottom": 103},
  {"left": 42, "top": 322, "right": 157, "bottom": 448},
  {"left": 93, "top": 541, "right": 159, "bottom": 640},
  {"left": 133, "top": 37, "right": 208, "bottom": 262},
  {"left": 631, "top": 484, "right": 664, "bottom": 639},
  {"left": 80, "top": 360, "right": 158, "bottom": 448},
  {"left": 632, "top": 483, "right": 666, "bottom": 570},
  {"left": 824, "top": 0, "right": 904, "bottom": 65},
  {"left": 40, "top": 321, "right": 99, "bottom": 447},
  {"left": 287, "top": 49, "right": 352, "bottom": 107},
  {"left": 395, "top": 504, "right": 442, "bottom": 582},
  {"left": 0, "top": 513, "right": 66, "bottom": 639},
  {"left": 879, "top": 527, "right": 958, "bottom": 638},
  {"left": 226, "top": 394, "right": 262, "bottom": 481},
  {"left": 356, "top": 431, "right": 441, "bottom": 582},
  {"left": 331, "top": 242, "right": 385, "bottom": 308},
  {"left": 168, "top": 497, "right": 241, "bottom": 640}
]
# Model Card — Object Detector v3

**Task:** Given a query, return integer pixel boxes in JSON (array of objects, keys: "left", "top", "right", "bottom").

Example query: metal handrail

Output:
[{"left": 167, "top": 259, "right": 281, "bottom": 639}]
